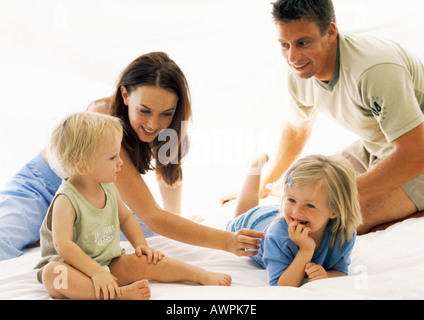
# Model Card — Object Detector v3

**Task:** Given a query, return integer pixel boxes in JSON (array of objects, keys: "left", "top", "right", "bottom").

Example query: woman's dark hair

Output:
[
  {"left": 271, "top": 0, "right": 336, "bottom": 35},
  {"left": 110, "top": 52, "right": 191, "bottom": 187}
]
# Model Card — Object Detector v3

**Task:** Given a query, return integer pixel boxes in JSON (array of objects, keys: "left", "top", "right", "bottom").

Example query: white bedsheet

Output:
[
  {"left": 1, "top": 0, "right": 424, "bottom": 302},
  {"left": 1, "top": 201, "right": 424, "bottom": 300}
]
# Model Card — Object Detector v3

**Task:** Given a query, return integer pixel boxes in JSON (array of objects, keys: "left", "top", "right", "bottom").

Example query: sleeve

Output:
[
  {"left": 358, "top": 63, "right": 424, "bottom": 142},
  {"left": 262, "top": 221, "right": 296, "bottom": 286},
  {"left": 328, "top": 233, "right": 356, "bottom": 275}
]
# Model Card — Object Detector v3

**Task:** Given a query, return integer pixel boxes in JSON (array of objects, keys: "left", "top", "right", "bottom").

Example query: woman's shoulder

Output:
[{"left": 86, "top": 97, "right": 112, "bottom": 115}]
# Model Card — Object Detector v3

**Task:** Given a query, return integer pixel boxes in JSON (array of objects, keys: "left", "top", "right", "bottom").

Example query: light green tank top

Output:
[{"left": 34, "top": 180, "right": 123, "bottom": 282}]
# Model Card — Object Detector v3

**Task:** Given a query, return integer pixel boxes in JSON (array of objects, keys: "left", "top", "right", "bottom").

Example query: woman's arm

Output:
[
  {"left": 115, "top": 147, "right": 264, "bottom": 256},
  {"left": 87, "top": 99, "right": 264, "bottom": 255},
  {"left": 157, "top": 178, "right": 182, "bottom": 215},
  {"left": 86, "top": 97, "right": 112, "bottom": 114}
]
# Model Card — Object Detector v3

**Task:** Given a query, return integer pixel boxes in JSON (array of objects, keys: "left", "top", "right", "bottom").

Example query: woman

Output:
[
  {"left": 91, "top": 52, "right": 189, "bottom": 216},
  {"left": 0, "top": 52, "right": 264, "bottom": 260}
]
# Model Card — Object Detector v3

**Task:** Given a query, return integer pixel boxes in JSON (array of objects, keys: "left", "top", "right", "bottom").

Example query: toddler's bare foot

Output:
[
  {"left": 199, "top": 271, "right": 232, "bottom": 286},
  {"left": 119, "top": 279, "right": 150, "bottom": 300},
  {"left": 247, "top": 154, "right": 269, "bottom": 175}
]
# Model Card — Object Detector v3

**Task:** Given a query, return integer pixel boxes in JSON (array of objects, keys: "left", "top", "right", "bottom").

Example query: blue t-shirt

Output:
[
  {"left": 260, "top": 219, "right": 355, "bottom": 286},
  {"left": 227, "top": 205, "right": 356, "bottom": 286}
]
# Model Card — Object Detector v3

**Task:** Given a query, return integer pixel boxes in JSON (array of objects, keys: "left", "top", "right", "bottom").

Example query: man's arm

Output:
[
  {"left": 259, "top": 122, "right": 312, "bottom": 198},
  {"left": 356, "top": 122, "right": 424, "bottom": 202}
]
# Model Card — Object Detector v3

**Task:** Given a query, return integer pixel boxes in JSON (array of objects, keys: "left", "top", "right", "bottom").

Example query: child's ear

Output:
[
  {"left": 330, "top": 211, "right": 338, "bottom": 220},
  {"left": 75, "top": 161, "right": 89, "bottom": 175}
]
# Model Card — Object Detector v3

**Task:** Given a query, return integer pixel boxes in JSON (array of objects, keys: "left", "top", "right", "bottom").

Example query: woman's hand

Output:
[
  {"left": 227, "top": 229, "right": 266, "bottom": 256},
  {"left": 135, "top": 244, "right": 165, "bottom": 264}
]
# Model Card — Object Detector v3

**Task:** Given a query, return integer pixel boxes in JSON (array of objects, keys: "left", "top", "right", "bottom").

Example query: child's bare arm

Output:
[
  {"left": 115, "top": 186, "right": 164, "bottom": 263},
  {"left": 276, "top": 248, "right": 314, "bottom": 287},
  {"left": 306, "top": 262, "right": 346, "bottom": 281},
  {"left": 115, "top": 186, "right": 148, "bottom": 248},
  {"left": 276, "top": 221, "right": 315, "bottom": 287},
  {"left": 326, "top": 270, "right": 346, "bottom": 278},
  {"left": 305, "top": 262, "right": 345, "bottom": 281}
]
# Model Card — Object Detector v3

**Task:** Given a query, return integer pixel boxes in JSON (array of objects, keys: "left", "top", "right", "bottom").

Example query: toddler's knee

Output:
[
  {"left": 41, "top": 261, "right": 68, "bottom": 298},
  {"left": 42, "top": 262, "right": 62, "bottom": 282},
  {"left": 129, "top": 253, "right": 169, "bottom": 272}
]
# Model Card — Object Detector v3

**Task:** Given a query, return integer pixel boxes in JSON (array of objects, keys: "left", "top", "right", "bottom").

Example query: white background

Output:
[{"left": 1, "top": 0, "right": 423, "bottom": 217}]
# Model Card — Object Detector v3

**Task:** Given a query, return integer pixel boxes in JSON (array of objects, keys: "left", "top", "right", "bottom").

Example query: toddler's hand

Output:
[
  {"left": 90, "top": 267, "right": 121, "bottom": 300},
  {"left": 135, "top": 244, "right": 164, "bottom": 264},
  {"left": 305, "top": 262, "right": 327, "bottom": 282},
  {"left": 288, "top": 221, "right": 315, "bottom": 252}
]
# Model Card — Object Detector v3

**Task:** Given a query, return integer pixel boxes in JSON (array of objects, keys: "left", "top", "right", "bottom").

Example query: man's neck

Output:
[{"left": 315, "top": 35, "right": 339, "bottom": 83}]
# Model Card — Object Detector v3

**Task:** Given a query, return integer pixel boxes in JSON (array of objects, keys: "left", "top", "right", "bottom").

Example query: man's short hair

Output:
[{"left": 271, "top": 0, "right": 336, "bottom": 35}]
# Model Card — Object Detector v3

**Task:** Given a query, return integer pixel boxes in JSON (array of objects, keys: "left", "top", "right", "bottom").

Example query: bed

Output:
[
  {"left": 2, "top": 0, "right": 424, "bottom": 303},
  {"left": 1, "top": 195, "right": 424, "bottom": 301}
]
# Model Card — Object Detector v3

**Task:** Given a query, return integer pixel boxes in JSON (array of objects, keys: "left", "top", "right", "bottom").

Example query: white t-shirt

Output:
[{"left": 288, "top": 33, "right": 424, "bottom": 159}]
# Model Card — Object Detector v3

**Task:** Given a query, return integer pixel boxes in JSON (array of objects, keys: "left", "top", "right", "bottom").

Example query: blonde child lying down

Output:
[{"left": 227, "top": 154, "right": 362, "bottom": 287}]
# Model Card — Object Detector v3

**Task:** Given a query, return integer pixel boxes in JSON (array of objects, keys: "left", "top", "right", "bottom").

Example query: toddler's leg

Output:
[
  {"left": 234, "top": 154, "right": 269, "bottom": 217},
  {"left": 110, "top": 254, "right": 231, "bottom": 286},
  {"left": 41, "top": 261, "right": 150, "bottom": 300}
]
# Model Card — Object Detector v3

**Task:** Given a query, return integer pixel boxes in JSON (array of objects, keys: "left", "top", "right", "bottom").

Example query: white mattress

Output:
[
  {"left": 1, "top": 201, "right": 424, "bottom": 300},
  {"left": 2, "top": 0, "right": 424, "bottom": 302}
]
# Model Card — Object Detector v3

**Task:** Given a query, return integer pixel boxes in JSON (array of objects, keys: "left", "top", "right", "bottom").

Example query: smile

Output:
[
  {"left": 292, "top": 62, "right": 309, "bottom": 70},
  {"left": 291, "top": 217, "right": 309, "bottom": 225},
  {"left": 141, "top": 126, "right": 157, "bottom": 136}
]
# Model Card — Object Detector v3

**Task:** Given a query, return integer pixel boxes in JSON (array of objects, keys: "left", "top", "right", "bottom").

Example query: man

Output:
[{"left": 260, "top": 0, "right": 424, "bottom": 234}]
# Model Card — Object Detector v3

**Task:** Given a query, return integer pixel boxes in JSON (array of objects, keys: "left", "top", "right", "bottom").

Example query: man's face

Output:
[{"left": 276, "top": 20, "right": 337, "bottom": 82}]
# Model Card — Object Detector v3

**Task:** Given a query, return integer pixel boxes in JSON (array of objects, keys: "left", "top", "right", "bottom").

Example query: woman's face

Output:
[{"left": 121, "top": 85, "right": 178, "bottom": 142}]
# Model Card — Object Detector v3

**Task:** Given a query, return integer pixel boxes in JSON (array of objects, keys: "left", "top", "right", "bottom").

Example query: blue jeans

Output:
[
  {"left": 226, "top": 205, "right": 280, "bottom": 267},
  {"left": 0, "top": 154, "right": 62, "bottom": 260},
  {"left": 226, "top": 205, "right": 280, "bottom": 234}
]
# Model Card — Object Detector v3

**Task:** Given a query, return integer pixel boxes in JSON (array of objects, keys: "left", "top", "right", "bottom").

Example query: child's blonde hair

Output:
[
  {"left": 279, "top": 154, "right": 362, "bottom": 248},
  {"left": 49, "top": 112, "right": 123, "bottom": 177}
]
